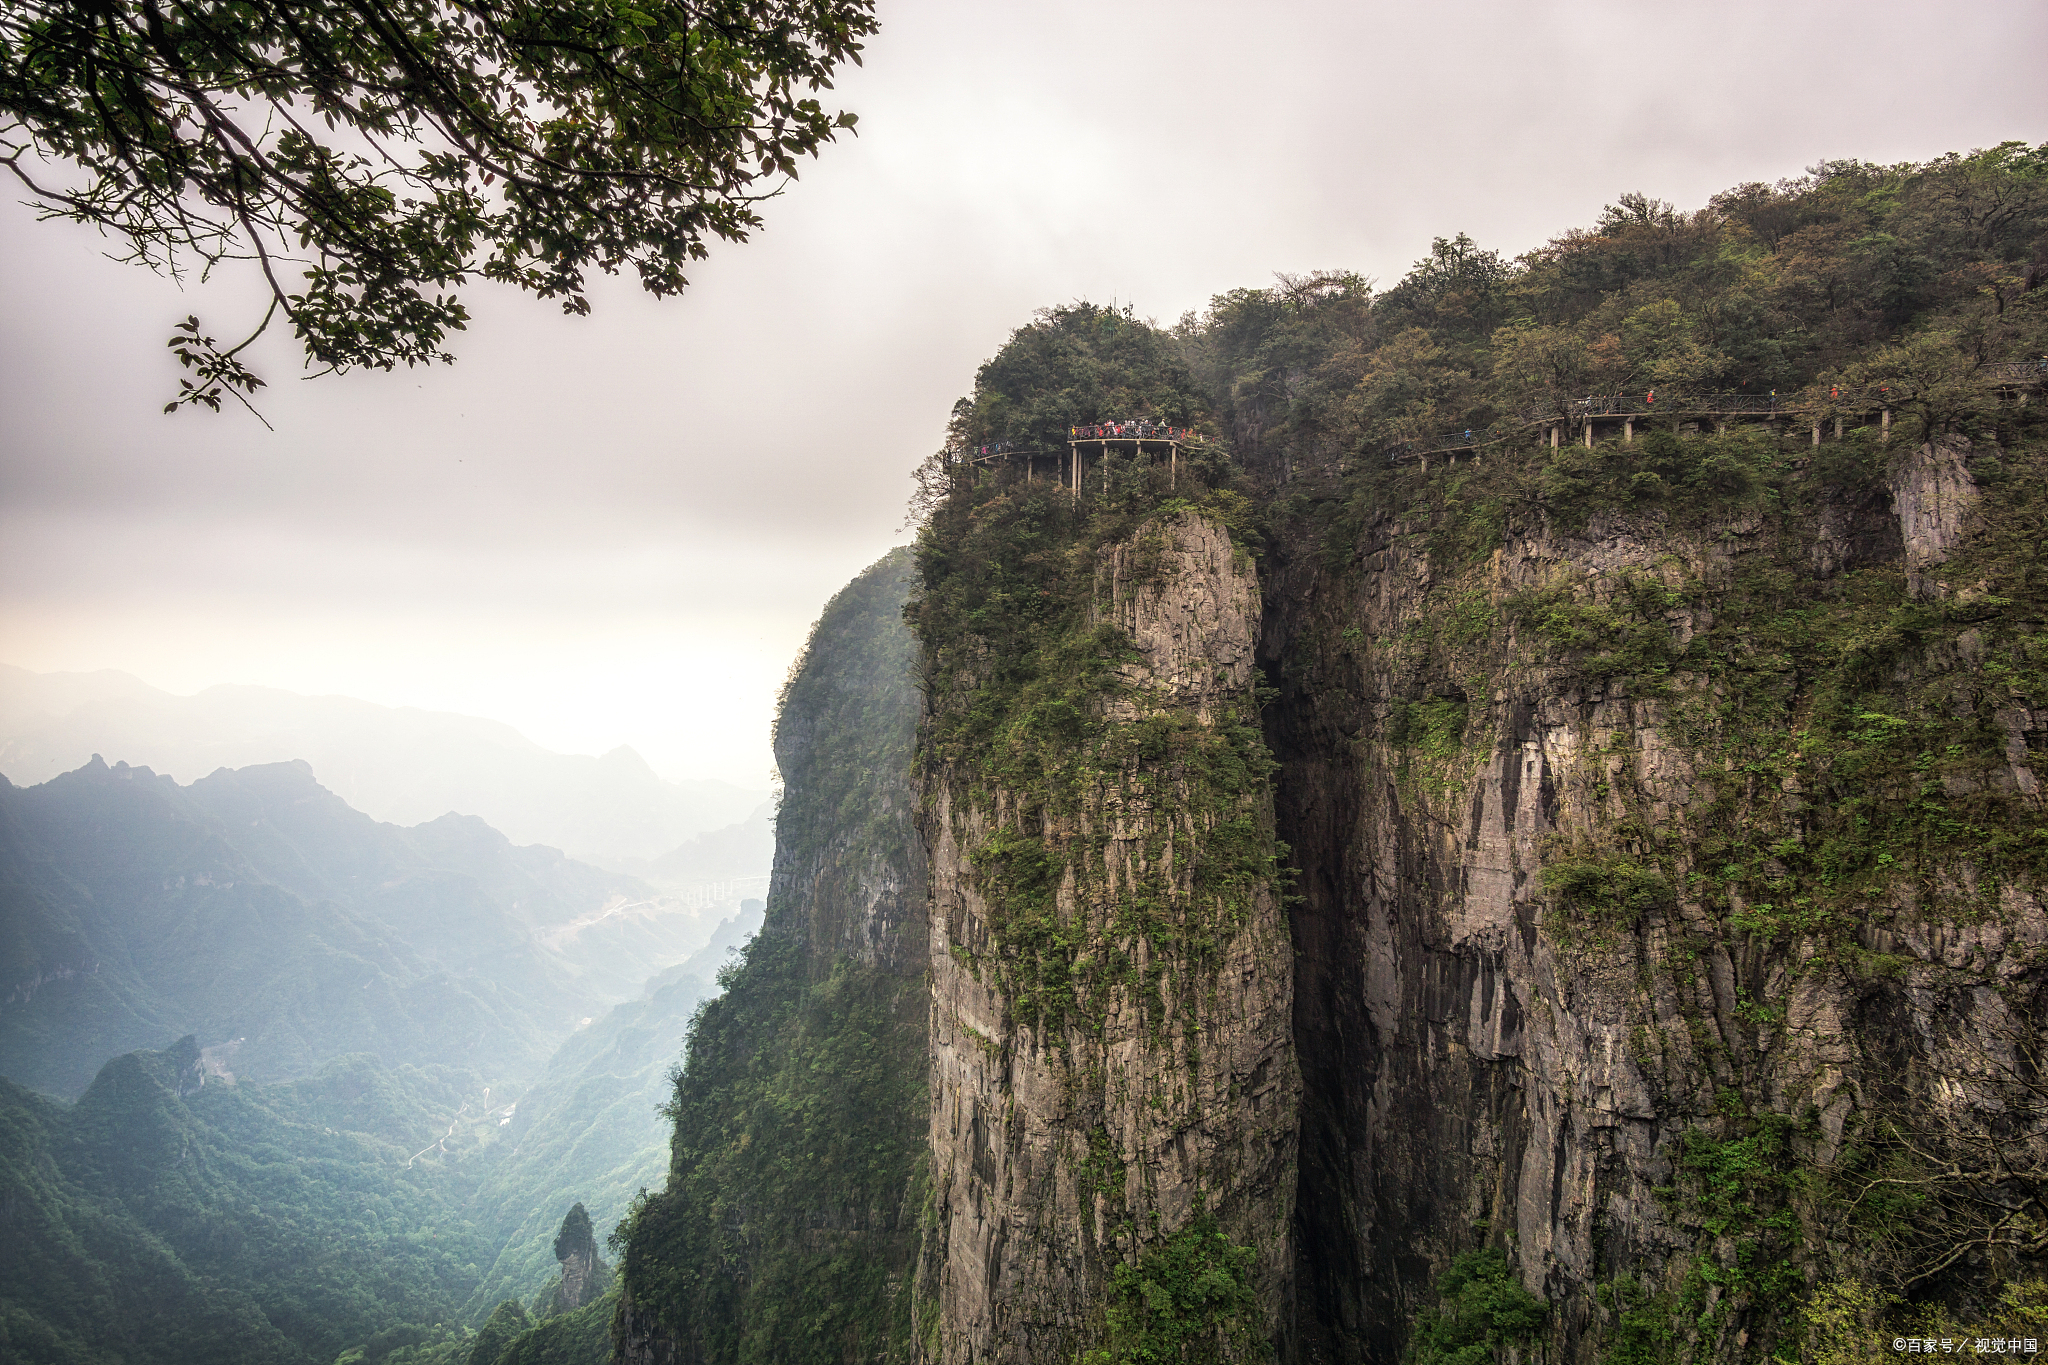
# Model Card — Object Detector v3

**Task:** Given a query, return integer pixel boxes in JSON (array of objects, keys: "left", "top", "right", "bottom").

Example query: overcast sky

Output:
[{"left": 3, "top": 0, "right": 2044, "bottom": 788}]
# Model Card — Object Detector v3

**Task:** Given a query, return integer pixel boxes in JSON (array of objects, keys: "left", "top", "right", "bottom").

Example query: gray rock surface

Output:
[{"left": 919, "top": 514, "right": 1298, "bottom": 1364}]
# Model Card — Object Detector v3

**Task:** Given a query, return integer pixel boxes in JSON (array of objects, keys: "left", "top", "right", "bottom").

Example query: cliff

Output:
[
  {"left": 1262, "top": 422, "right": 2046, "bottom": 1360},
  {"left": 905, "top": 239, "right": 2046, "bottom": 1355},
  {"left": 614, "top": 151, "right": 2048, "bottom": 1363},
  {"left": 912, "top": 489, "right": 1299, "bottom": 1363},
  {"left": 613, "top": 548, "right": 929, "bottom": 1365}
]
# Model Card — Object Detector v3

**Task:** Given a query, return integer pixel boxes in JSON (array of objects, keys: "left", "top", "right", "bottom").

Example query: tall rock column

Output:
[
  {"left": 614, "top": 549, "right": 928, "bottom": 1365},
  {"left": 914, "top": 503, "right": 1299, "bottom": 1364}
]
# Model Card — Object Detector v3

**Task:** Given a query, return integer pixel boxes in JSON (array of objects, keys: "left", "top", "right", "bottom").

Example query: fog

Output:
[{"left": 3, "top": 0, "right": 2041, "bottom": 786}]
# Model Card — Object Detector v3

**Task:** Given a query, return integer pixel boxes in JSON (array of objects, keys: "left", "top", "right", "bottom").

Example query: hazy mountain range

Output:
[
  {"left": 0, "top": 665, "right": 769, "bottom": 867},
  {"left": 0, "top": 755, "right": 764, "bottom": 1363},
  {"left": 0, "top": 757, "right": 730, "bottom": 1097}
]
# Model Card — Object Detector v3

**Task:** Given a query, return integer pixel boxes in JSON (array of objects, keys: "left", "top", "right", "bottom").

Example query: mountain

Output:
[
  {"left": 467, "top": 902, "right": 762, "bottom": 1316},
  {"left": 0, "top": 667, "right": 767, "bottom": 865},
  {"left": 616, "top": 145, "right": 2048, "bottom": 1364},
  {"left": 615, "top": 549, "right": 927, "bottom": 1365},
  {"left": 0, "top": 757, "right": 719, "bottom": 1098},
  {"left": 0, "top": 1038, "right": 494, "bottom": 1365}
]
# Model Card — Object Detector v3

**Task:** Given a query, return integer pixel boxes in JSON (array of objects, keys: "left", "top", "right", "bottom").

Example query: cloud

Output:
[{"left": 3, "top": 0, "right": 2043, "bottom": 784}]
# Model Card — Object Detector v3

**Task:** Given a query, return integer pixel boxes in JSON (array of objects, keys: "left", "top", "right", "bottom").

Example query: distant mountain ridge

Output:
[
  {"left": 0, "top": 757, "right": 723, "bottom": 1097},
  {"left": 0, "top": 665, "right": 767, "bottom": 865}
]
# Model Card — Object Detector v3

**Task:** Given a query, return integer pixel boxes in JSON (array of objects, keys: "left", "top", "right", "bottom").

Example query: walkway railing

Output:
[
  {"left": 1373, "top": 360, "right": 2047, "bottom": 464},
  {"left": 957, "top": 421, "right": 1209, "bottom": 465},
  {"left": 1069, "top": 421, "right": 1203, "bottom": 441}
]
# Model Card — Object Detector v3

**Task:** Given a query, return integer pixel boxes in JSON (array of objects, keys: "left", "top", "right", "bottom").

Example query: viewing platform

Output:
[{"left": 955, "top": 419, "right": 1210, "bottom": 494}]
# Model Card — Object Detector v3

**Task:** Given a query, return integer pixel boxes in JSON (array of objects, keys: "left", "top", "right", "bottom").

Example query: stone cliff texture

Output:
[
  {"left": 915, "top": 510, "right": 1298, "bottom": 1363},
  {"left": 1263, "top": 434, "right": 2045, "bottom": 1361},
  {"left": 619, "top": 427, "right": 2042, "bottom": 1365}
]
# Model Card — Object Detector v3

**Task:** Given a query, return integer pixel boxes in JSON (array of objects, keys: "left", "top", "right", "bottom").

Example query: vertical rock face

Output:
[
  {"left": 614, "top": 549, "right": 928, "bottom": 1365},
  {"left": 1265, "top": 456, "right": 2046, "bottom": 1361},
  {"left": 551, "top": 1203, "right": 604, "bottom": 1314},
  {"left": 916, "top": 511, "right": 1299, "bottom": 1364},
  {"left": 621, "top": 421, "right": 2040, "bottom": 1363},
  {"left": 1890, "top": 437, "right": 1982, "bottom": 599}
]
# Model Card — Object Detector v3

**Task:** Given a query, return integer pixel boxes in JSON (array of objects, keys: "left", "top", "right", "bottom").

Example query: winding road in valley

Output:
[{"left": 405, "top": 1088, "right": 488, "bottom": 1168}]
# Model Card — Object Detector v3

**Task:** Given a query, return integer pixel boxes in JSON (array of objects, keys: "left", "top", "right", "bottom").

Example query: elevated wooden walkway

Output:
[{"left": 1376, "top": 359, "right": 2047, "bottom": 466}]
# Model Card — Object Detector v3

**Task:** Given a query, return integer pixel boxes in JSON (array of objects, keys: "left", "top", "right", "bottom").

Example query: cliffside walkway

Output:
[
  {"left": 957, "top": 420, "right": 1211, "bottom": 496},
  {"left": 1376, "top": 358, "right": 2048, "bottom": 466}
]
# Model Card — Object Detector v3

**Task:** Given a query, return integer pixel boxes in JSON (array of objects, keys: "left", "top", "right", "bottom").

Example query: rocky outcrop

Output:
[
  {"left": 1890, "top": 436, "right": 1982, "bottom": 598},
  {"left": 918, "top": 512, "right": 1298, "bottom": 1364},
  {"left": 550, "top": 1203, "right": 605, "bottom": 1314}
]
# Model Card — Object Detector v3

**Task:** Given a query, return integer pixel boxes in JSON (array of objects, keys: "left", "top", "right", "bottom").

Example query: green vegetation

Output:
[
  {"left": 1080, "top": 1212, "right": 1266, "bottom": 1365},
  {"left": 912, "top": 307, "right": 1289, "bottom": 1042},
  {"left": 1403, "top": 1251, "right": 1548, "bottom": 1365},
  {"left": 0, "top": 1040, "right": 491, "bottom": 1364},
  {"left": 947, "top": 302, "right": 1216, "bottom": 456},
  {"left": 1388, "top": 697, "right": 1476, "bottom": 800},
  {"left": 1540, "top": 846, "right": 1675, "bottom": 939},
  {"left": 493, "top": 1291, "right": 616, "bottom": 1365},
  {"left": 0, "top": 0, "right": 876, "bottom": 411},
  {"left": 613, "top": 551, "right": 929, "bottom": 1365},
  {"left": 1183, "top": 144, "right": 2048, "bottom": 488}
]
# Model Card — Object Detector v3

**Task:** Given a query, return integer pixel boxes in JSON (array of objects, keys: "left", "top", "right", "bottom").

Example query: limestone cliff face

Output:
[
  {"left": 1890, "top": 436, "right": 1983, "bottom": 600},
  {"left": 614, "top": 549, "right": 928, "bottom": 1365},
  {"left": 1264, "top": 436, "right": 2045, "bottom": 1361},
  {"left": 916, "top": 511, "right": 1299, "bottom": 1364}
]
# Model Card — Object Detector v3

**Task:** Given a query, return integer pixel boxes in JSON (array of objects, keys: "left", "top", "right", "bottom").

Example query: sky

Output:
[{"left": 3, "top": 0, "right": 2044, "bottom": 788}]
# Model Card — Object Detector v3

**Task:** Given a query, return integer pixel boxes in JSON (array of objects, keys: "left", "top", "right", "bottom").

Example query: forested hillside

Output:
[
  {"left": 614, "top": 549, "right": 928, "bottom": 1364},
  {"left": 465, "top": 905, "right": 759, "bottom": 1316},
  {"left": 0, "top": 758, "right": 759, "bottom": 1365},
  {"left": 0, "top": 1038, "right": 491, "bottom": 1364}
]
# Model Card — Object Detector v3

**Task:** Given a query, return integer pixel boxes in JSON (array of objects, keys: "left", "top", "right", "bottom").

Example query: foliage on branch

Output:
[{"left": 0, "top": 0, "right": 874, "bottom": 410}]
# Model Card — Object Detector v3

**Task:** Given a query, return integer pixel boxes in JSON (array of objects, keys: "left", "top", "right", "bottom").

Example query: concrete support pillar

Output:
[
  {"left": 1170, "top": 442, "right": 1178, "bottom": 490},
  {"left": 1881, "top": 409, "right": 1891, "bottom": 444},
  {"left": 1624, "top": 418, "right": 1634, "bottom": 444},
  {"left": 1834, "top": 416, "right": 1844, "bottom": 440},
  {"left": 1716, "top": 420, "right": 1727, "bottom": 436},
  {"left": 1550, "top": 426, "right": 1559, "bottom": 448},
  {"left": 1584, "top": 422, "right": 1594, "bottom": 449},
  {"left": 1812, "top": 422, "right": 1821, "bottom": 447}
]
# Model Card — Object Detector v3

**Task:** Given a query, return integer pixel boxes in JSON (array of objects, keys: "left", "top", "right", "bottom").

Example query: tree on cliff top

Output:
[
  {"left": 553, "top": 1202, "right": 596, "bottom": 1266},
  {"left": 952, "top": 303, "right": 1215, "bottom": 454},
  {"left": 0, "top": 0, "right": 875, "bottom": 416}
]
